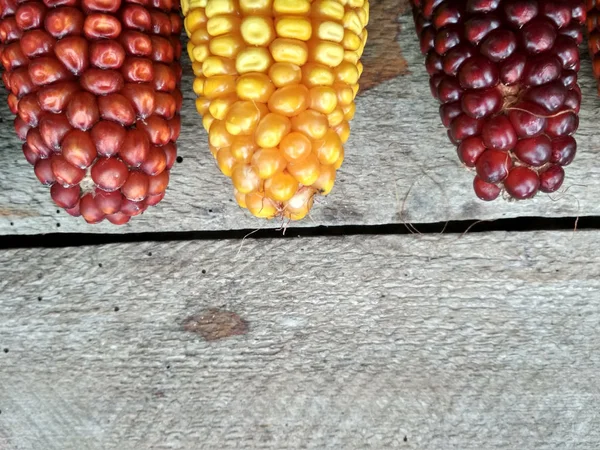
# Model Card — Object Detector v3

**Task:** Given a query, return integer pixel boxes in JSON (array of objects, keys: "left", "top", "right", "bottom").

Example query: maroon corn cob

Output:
[
  {"left": 0, "top": 0, "right": 183, "bottom": 224},
  {"left": 411, "top": 0, "right": 586, "bottom": 201},
  {"left": 588, "top": 0, "right": 600, "bottom": 90}
]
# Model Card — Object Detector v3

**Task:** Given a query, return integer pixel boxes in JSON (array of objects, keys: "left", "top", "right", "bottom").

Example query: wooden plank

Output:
[
  {"left": 1, "top": 230, "right": 600, "bottom": 449},
  {"left": 1, "top": 9, "right": 600, "bottom": 235}
]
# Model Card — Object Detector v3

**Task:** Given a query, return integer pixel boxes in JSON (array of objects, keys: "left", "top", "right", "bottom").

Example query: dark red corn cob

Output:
[
  {"left": 588, "top": 1, "right": 600, "bottom": 90},
  {"left": 411, "top": 0, "right": 585, "bottom": 201},
  {"left": 0, "top": 0, "right": 182, "bottom": 224}
]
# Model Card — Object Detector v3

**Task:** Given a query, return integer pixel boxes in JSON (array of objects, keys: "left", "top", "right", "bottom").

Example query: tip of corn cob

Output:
[{"left": 182, "top": 0, "right": 369, "bottom": 221}]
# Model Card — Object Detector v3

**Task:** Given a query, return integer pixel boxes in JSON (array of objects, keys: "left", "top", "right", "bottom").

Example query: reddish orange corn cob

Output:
[
  {"left": 182, "top": 0, "right": 369, "bottom": 221},
  {"left": 0, "top": 0, "right": 183, "bottom": 224}
]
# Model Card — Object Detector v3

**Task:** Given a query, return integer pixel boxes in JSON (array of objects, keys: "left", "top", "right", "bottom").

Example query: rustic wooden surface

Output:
[
  {"left": 1, "top": 231, "right": 599, "bottom": 449},
  {"left": 1, "top": 10, "right": 599, "bottom": 235}
]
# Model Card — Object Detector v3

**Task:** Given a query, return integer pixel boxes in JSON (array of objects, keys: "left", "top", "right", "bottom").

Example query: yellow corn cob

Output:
[{"left": 181, "top": 0, "right": 369, "bottom": 220}]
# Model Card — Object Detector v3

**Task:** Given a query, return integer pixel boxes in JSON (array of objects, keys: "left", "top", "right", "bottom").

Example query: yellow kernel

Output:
[
  {"left": 356, "top": 60, "right": 363, "bottom": 77},
  {"left": 232, "top": 164, "right": 261, "bottom": 194},
  {"left": 184, "top": 9, "right": 207, "bottom": 35},
  {"left": 334, "top": 83, "right": 354, "bottom": 106},
  {"left": 236, "top": 47, "right": 273, "bottom": 73},
  {"left": 265, "top": 171, "right": 298, "bottom": 202},
  {"left": 273, "top": 0, "right": 310, "bottom": 15},
  {"left": 225, "top": 101, "right": 265, "bottom": 135},
  {"left": 343, "top": 11, "right": 363, "bottom": 35},
  {"left": 216, "top": 147, "right": 236, "bottom": 176},
  {"left": 343, "top": 50, "right": 359, "bottom": 65},
  {"left": 311, "top": 0, "right": 344, "bottom": 21},
  {"left": 291, "top": 109, "right": 328, "bottom": 139},
  {"left": 342, "top": 30, "right": 361, "bottom": 51},
  {"left": 333, "top": 145, "right": 344, "bottom": 169},
  {"left": 240, "top": 0, "right": 272, "bottom": 15},
  {"left": 210, "top": 120, "right": 234, "bottom": 148},
  {"left": 236, "top": 73, "right": 275, "bottom": 102},
  {"left": 206, "top": 15, "right": 241, "bottom": 36},
  {"left": 301, "top": 62, "right": 334, "bottom": 87},
  {"left": 209, "top": 144, "right": 219, "bottom": 158},
  {"left": 251, "top": 148, "right": 286, "bottom": 179},
  {"left": 270, "top": 38, "right": 308, "bottom": 66},
  {"left": 287, "top": 152, "right": 320, "bottom": 186},
  {"left": 196, "top": 96, "right": 211, "bottom": 115},
  {"left": 308, "top": 86, "right": 337, "bottom": 114},
  {"left": 203, "top": 75, "right": 236, "bottom": 99},
  {"left": 357, "top": 6, "right": 368, "bottom": 26},
  {"left": 234, "top": 189, "right": 247, "bottom": 208},
  {"left": 202, "top": 56, "right": 237, "bottom": 76},
  {"left": 348, "top": 0, "right": 364, "bottom": 7},
  {"left": 327, "top": 106, "right": 344, "bottom": 127},
  {"left": 342, "top": 102, "right": 355, "bottom": 121},
  {"left": 268, "top": 62, "right": 302, "bottom": 87},
  {"left": 280, "top": 131, "right": 312, "bottom": 162},
  {"left": 191, "top": 26, "right": 210, "bottom": 45},
  {"left": 209, "top": 34, "right": 244, "bottom": 58},
  {"left": 241, "top": 16, "right": 275, "bottom": 46},
  {"left": 187, "top": 41, "right": 195, "bottom": 61},
  {"left": 255, "top": 113, "right": 291, "bottom": 148},
  {"left": 312, "top": 163, "right": 336, "bottom": 195},
  {"left": 202, "top": 112, "right": 215, "bottom": 131},
  {"left": 334, "top": 61, "right": 359, "bottom": 85},
  {"left": 312, "top": 129, "right": 342, "bottom": 165},
  {"left": 193, "top": 76, "right": 205, "bottom": 95},
  {"left": 205, "top": 0, "right": 236, "bottom": 18},
  {"left": 231, "top": 135, "right": 258, "bottom": 162},
  {"left": 192, "top": 45, "right": 209, "bottom": 63},
  {"left": 192, "top": 61, "right": 204, "bottom": 76},
  {"left": 275, "top": 17, "right": 312, "bottom": 41},
  {"left": 309, "top": 41, "right": 344, "bottom": 67},
  {"left": 334, "top": 120, "right": 350, "bottom": 143},
  {"left": 316, "top": 21, "right": 344, "bottom": 43},
  {"left": 351, "top": 83, "right": 359, "bottom": 98},
  {"left": 208, "top": 94, "right": 237, "bottom": 120},
  {"left": 246, "top": 191, "right": 278, "bottom": 218},
  {"left": 284, "top": 187, "right": 314, "bottom": 220},
  {"left": 268, "top": 84, "right": 309, "bottom": 117},
  {"left": 188, "top": 0, "right": 207, "bottom": 8}
]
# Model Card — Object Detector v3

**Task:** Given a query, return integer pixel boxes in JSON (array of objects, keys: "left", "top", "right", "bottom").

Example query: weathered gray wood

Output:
[
  {"left": 1, "top": 12, "right": 600, "bottom": 235},
  {"left": 1, "top": 231, "right": 600, "bottom": 449}
]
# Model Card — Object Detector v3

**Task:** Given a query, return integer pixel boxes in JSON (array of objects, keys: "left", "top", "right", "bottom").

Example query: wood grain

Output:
[
  {"left": 1, "top": 14, "right": 600, "bottom": 235},
  {"left": 1, "top": 231, "right": 600, "bottom": 449}
]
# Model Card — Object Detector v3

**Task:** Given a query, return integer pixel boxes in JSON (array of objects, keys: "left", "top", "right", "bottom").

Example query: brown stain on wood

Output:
[
  {"left": 183, "top": 308, "right": 248, "bottom": 341},
  {"left": 359, "top": 0, "right": 411, "bottom": 92}
]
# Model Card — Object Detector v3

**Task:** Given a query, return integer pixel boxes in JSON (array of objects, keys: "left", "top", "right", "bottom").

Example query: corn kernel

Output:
[
  {"left": 246, "top": 191, "right": 278, "bottom": 218},
  {"left": 234, "top": 189, "right": 247, "bottom": 208},
  {"left": 269, "top": 62, "right": 302, "bottom": 87},
  {"left": 241, "top": 16, "right": 275, "bottom": 46},
  {"left": 192, "top": 62, "right": 204, "bottom": 76},
  {"left": 275, "top": 17, "right": 312, "bottom": 41},
  {"left": 357, "top": 6, "right": 368, "bottom": 26},
  {"left": 205, "top": 0, "right": 236, "bottom": 18},
  {"left": 291, "top": 109, "right": 328, "bottom": 139},
  {"left": 236, "top": 47, "right": 273, "bottom": 73},
  {"left": 333, "top": 145, "right": 344, "bottom": 169},
  {"left": 209, "top": 94, "right": 237, "bottom": 120},
  {"left": 187, "top": 41, "right": 196, "bottom": 61},
  {"left": 203, "top": 74, "right": 236, "bottom": 98},
  {"left": 309, "top": 41, "right": 344, "bottom": 67},
  {"left": 313, "top": 129, "right": 342, "bottom": 165},
  {"left": 231, "top": 164, "right": 261, "bottom": 193},
  {"left": 268, "top": 84, "right": 309, "bottom": 117},
  {"left": 184, "top": 9, "right": 207, "bottom": 35},
  {"left": 356, "top": 60, "right": 363, "bottom": 77},
  {"left": 225, "top": 100, "right": 265, "bottom": 135},
  {"left": 312, "top": 0, "right": 344, "bottom": 21},
  {"left": 265, "top": 171, "right": 298, "bottom": 202},
  {"left": 273, "top": 0, "right": 310, "bottom": 15},
  {"left": 202, "top": 56, "right": 237, "bottom": 76},
  {"left": 216, "top": 147, "right": 236, "bottom": 176},
  {"left": 231, "top": 135, "right": 258, "bottom": 162},
  {"left": 211, "top": 120, "right": 235, "bottom": 148},
  {"left": 334, "top": 83, "right": 354, "bottom": 106},
  {"left": 280, "top": 131, "right": 312, "bottom": 162},
  {"left": 316, "top": 21, "right": 344, "bottom": 43},
  {"left": 312, "top": 164, "right": 335, "bottom": 195},
  {"left": 255, "top": 113, "right": 291, "bottom": 148},
  {"left": 196, "top": 96, "right": 211, "bottom": 115},
  {"left": 334, "top": 61, "right": 359, "bottom": 85},
  {"left": 191, "top": 26, "right": 210, "bottom": 44},
  {"left": 193, "top": 76, "right": 205, "bottom": 95},
  {"left": 302, "top": 62, "right": 334, "bottom": 87},
  {"left": 343, "top": 11, "right": 363, "bottom": 35},
  {"left": 342, "top": 102, "right": 355, "bottom": 121},
  {"left": 189, "top": 0, "right": 207, "bottom": 8},
  {"left": 343, "top": 50, "right": 359, "bottom": 65},
  {"left": 236, "top": 73, "right": 275, "bottom": 102},
  {"left": 209, "top": 144, "right": 219, "bottom": 158},
  {"left": 351, "top": 83, "right": 359, "bottom": 98},
  {"left": 209, "top": 33, "right": 244, "bottom": 58},
  {"left": 283, "top": 187, "right": 314, "bottom": 220},
  {"left": 203, "top": 112, "right": 215, "bottom": 131},
  {"left": 192, "top": 45, "right": 209, "bottom": 63},
  {"left": 334, "top": 120, "right": 350, "bottom": 143},
  {"left": 270, "top": 38, "right": 308, "bottom": 66},
  {"left": 251, "top": 148, "right": 286, "bottom": 179},
  {"left": 206, "top": 15, "right": 241, "bottom": 36},
  {"left": 327, "top": 106, "right": 344, "bottom": 127},
  {"left": 342, "top": 30, "right": 361, "bottom": 51},
  {"left": 348, "top": 0, "right": 364, "bottom": 7},
  {"left": 240, "top": 0, "right": 272, "bottom": 15},
  {"left": 308, "top": 86, "right": 337, "bottom": 114},
  {"left": 287, "top": 152, "right": 320, "bottom": 186}
]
